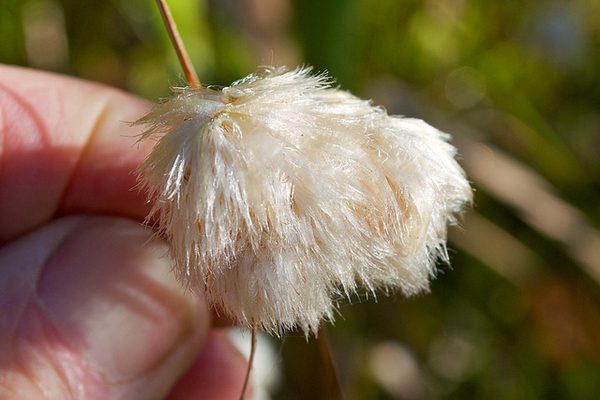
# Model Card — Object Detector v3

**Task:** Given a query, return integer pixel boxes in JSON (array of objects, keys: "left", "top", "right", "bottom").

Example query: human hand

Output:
[{"left": 0, "top": 65, "right": 248, "bottom": 399}]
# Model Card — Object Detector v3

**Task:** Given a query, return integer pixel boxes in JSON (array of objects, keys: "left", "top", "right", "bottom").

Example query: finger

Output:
[
  {"left": 0, "top": 65, "right": 152, "bottom": 242},
  {"left": 167, "top": 330, "right": 250, "bottom": 400},
  {"left": 0, "top": 216, "right": 219, "bottom": 399}
]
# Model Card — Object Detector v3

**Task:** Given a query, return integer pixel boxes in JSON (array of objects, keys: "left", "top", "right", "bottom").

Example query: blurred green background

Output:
[{"left": 2, "top": 0, "right": 600, "bottom": 398}]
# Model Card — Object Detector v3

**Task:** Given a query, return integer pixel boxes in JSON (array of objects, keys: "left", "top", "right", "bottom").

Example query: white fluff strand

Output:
[{"left": 136, "top": 66, "right": 472, "bottom": 335}]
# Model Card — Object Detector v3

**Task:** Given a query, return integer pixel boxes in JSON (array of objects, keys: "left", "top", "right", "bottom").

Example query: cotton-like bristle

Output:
[{"left": 136, "top": 66, "right": 472, "bottom": 335}]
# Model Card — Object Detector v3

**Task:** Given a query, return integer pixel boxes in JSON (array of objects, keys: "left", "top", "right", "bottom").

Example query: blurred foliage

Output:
[{"left": 2, "top": 0, "right": 600, "bottom": 399}]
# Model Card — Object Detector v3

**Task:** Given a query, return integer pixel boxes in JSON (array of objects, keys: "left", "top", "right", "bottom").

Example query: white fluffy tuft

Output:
[{"left": 136, "top": 66, "right": 472, "bottom": 335}]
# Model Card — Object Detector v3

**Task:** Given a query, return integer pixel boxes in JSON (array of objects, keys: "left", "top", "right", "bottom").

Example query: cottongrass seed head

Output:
[{"left": 136, "top": 66, "right": 472, "bottom": 335}]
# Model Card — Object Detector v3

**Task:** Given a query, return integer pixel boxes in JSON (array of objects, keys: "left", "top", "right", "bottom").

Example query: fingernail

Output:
[{"left": 37, "top": 217, "right": 208, "bottom": 383}]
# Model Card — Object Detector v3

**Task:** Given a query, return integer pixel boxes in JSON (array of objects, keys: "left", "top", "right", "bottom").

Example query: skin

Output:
[{"left": 0, "top": 65, "right": 249, "bottom": 399}]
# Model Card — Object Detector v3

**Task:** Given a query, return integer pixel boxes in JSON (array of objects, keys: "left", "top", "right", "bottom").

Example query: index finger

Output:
[{"left": 0, "top": 65, "right": 153, "bottom": 242}]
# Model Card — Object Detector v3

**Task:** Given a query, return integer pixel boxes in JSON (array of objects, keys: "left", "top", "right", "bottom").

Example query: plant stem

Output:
[{"left": 155, "top": 0, "right": 201, "bottom": 88}]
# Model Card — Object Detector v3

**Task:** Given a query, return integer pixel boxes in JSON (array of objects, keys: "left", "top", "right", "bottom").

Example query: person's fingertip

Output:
[{"left": 0, "top": 66, "right": 152, "bottom": 242}]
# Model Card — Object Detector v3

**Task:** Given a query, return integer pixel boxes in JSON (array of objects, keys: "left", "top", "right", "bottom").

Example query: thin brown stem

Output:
[
  {"left": 239, "top": 328, "right": 257, "bottom": 400},
  {"left": 155, "top": 0, "right": 201, "bottom": 88},
  {"left": 317, "top": 325, "right": 344, "bottom": 400}
]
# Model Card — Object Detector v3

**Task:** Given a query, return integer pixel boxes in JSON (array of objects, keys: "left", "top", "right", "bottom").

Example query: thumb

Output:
[{"left": 0, "top": 216, "right": 208, "bottom": 399}]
